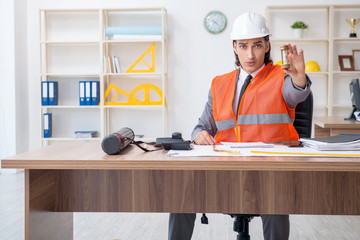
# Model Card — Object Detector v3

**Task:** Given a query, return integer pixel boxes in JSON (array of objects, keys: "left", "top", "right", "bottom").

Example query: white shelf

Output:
[
  {"left": 333, "top": 38, "right": 360, "bottom": 42},
  {"left": 271, "top": 38, "right": 329, "bottom": 42},
  {"left": 41, "top": 41, "right": 100, "bottom": 45},
  {"left": 306, "top": 72, "right": 329, "bottom": 76},
  {"left": 332, "top": 104, "right": 351, "bottom": 108},
  {"left": 314, "top": 105, "right": 328, "bottom": 109},
  {"left": 333, "top": 71, "right": 360, "bottom": 75},
  {"left": 42, "top": 137, "right": 101, "bottom": 141},
  {"left": 104, "top": 38, "right": 163, "bottom": 43},
  {"left": 39, "top": 8, "right": 168, "bottom": 145},
  {"left": 41, "top": 73, "right": 100, "bottom": 77},
  {"left": 266, "top": 5, "right": 329, "bottom": 10},
  {"left": 103, "top": 72, "right": 163, "bottom": 76},
  {"left": 267, "top": 4, "right": 360, "bottom": 117},
  {"left": 41, "top": 106, "right": 100, "bottom": 109},
  {"left": 104, "top": 8, "right": 165, "bottom": 12},
  {"left": 103, "top": 105, "right": 164, "bottom": 109},
  {"left": 39, "top": 9, "right": 99, "bottom": 13}
]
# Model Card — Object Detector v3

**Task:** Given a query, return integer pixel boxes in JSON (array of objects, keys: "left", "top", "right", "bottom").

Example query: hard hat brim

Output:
[{"left": 231, "top": 33, "right": 271, "bottom": 40}]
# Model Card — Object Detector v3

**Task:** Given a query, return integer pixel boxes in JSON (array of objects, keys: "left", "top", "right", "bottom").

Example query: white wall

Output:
[
  {"left": 14, "top": 0, "right": 360, "bottom": 151},
  {"left": 0, "top": 0, "right": 28, "bottom": 173},
  {"left": 15, "top": 0, "right": 29, "bottom": 156},
  {"left": 0, "top": 0, "right": 16, "bottom": 163}
]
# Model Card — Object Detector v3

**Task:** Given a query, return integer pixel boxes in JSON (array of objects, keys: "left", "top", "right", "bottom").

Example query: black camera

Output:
[{"left": 155, "top": 132, "right": 192, "bottom": 150}]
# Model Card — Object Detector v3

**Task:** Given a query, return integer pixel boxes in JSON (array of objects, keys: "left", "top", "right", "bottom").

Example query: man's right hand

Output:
[{"left": 194, "top": 130, "right": 216, "bottom": 145}]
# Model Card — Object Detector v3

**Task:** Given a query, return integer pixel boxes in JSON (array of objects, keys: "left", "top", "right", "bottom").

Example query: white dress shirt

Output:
[{"left": 232, "top": 64, "right": 265, "bottom": 112}]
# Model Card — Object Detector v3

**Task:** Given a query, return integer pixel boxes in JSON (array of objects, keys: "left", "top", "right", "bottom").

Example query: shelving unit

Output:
[
  {"left": 266, "top": 5, "right": 360, "bottom": 117},
  {"left": 39, "top": 8, "right": 167, "bottom": 146}
]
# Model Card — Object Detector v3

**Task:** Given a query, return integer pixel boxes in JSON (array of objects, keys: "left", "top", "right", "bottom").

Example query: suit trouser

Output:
[{"left": 168, "top": 213, "right": 289, "bottom": 240}]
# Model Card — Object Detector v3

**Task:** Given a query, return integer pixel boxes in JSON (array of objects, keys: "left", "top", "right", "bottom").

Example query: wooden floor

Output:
[{"left": 1, "top": 170, "right": 360, "bottom": 240}]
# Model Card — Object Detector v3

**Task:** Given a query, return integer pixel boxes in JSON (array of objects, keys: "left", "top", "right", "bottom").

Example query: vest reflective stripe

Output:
[
  {"left": 215, "top": 119, "right": 236, "bottom": 131},
  {"left": 237, "top": 113, "right": 293, "bottom": 125},
  {"left": 215, "top": 113, "right": 293, "bottom": 131}
]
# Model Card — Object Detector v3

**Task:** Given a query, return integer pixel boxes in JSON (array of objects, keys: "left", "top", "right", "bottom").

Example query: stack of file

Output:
[
  {"left": 42, "top": 81, "right": 58, "bottom": 105},
  {"left": 103, "top": 56, "right": 121, "bottom": 73},
  {"left": 79, "top": 81, "right": 100, "bottom": 105},
  {"left": 300, "top": 134, "right": 360, "bottom": 151},
  {"left": 74, "top": 131, "right": 98, "bottom": 138},
  {"left": 43, "top": 113, "right": 52, "bottom": 138}
]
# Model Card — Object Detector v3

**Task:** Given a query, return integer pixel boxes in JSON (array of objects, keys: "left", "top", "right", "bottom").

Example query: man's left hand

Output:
[{"left": 284, "top": 43, "right": 306, "bottom": 89}]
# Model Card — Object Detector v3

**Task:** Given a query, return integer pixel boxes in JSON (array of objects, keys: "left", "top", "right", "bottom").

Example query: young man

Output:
[{"left": 169, "top": 12, "right": 312, "bottom": 240}]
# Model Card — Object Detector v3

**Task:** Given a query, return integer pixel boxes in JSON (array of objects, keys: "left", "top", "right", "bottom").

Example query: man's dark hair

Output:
[{"left": 233, "top": 35, "right": 272, "bottom": 67}]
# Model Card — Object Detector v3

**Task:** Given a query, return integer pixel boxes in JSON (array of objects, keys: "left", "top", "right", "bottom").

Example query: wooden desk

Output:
[
  {"left": 313, "top": 116, "right": 360, "bottom": 137},
  {"left": 3, "top": 142, "right": 360, "bottom": 240}
]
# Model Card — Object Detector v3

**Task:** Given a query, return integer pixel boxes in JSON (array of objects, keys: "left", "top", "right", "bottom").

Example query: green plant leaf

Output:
[{"left": 291, "top": 21, "right": 308, "bottom": 29}]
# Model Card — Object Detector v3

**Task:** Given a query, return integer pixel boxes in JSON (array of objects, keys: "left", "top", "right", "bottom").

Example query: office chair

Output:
[
  {"left": 293, "top": 91, "right": 314, "bottom": 139},
  {"left": 230, "top": 92, "right": 314, "bottom": 240}
]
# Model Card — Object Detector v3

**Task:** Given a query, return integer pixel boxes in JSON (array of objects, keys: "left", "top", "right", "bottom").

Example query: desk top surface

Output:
[
  {"left": 2, "top": 142, "right": 360, "bottom": 171},
  {"left": 313, "top": 116, "right": 360, "bottom": 128}
]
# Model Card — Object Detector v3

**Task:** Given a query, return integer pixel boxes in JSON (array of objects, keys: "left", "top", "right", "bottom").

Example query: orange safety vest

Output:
[{"left": 211, "top": 63, "right": 299, "bottom": 144}]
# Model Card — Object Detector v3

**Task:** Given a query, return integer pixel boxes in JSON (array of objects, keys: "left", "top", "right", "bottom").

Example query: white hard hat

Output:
[{"left": 231, "top": 11, "right": 271, "bottom": 40}]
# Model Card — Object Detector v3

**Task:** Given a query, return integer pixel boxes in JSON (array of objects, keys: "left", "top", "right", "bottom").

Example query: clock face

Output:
[{"left": 204, "top": 11, "right": 227, "bottom": 34}]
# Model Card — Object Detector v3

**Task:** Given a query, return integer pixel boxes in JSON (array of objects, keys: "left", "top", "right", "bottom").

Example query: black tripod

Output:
[{"left": 230, "top": 214, "right": 260, "bottom": 240}]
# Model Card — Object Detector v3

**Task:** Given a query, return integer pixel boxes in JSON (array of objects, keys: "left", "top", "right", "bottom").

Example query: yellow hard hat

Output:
[{"left": 305, "top": 61, "right": 321, "bottom": 72}]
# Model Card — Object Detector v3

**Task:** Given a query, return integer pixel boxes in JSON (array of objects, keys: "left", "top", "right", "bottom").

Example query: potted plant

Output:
[{"left": 291, "top": 21, "right": 308, "bottom": 38}]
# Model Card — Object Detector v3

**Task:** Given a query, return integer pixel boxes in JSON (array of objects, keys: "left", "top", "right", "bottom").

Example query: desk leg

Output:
[
  {"left": 25, "top": 170, "right": 73, "bottom": 240},
  {"left": 314, "top": 125, "right": 330, "bottom": 138}
]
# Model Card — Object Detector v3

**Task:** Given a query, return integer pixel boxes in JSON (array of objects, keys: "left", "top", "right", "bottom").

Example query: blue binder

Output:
[
  {"left": 85, "top": 81, "right": 92, "bottom": 105},
  {"left": 48, "top": 81, "right": 58, "bottom": 105},
  {"left": 43, "top": 113, "right": 52, "bottom": 138},
  {"left": 42, "top": 82, "right": 48, "bottom": 105},
  {"left": 91, "top": 81, "right": 100, "bottom": 105},
  {"left": 79, "top": 81, "right": 85, "bottom": 105}
]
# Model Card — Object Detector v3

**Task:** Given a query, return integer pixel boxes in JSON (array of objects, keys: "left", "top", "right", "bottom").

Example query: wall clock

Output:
[{"left": 204, "top": 11, "right": 227, "bottom": 34}]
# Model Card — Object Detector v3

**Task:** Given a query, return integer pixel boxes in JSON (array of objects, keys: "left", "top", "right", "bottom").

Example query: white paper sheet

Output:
[
  {"left": 167, "top": 145, "right": 360, "bottom": 157},
  {"left": 220, "top": 142, "right": 274, "bottom": 148}
]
